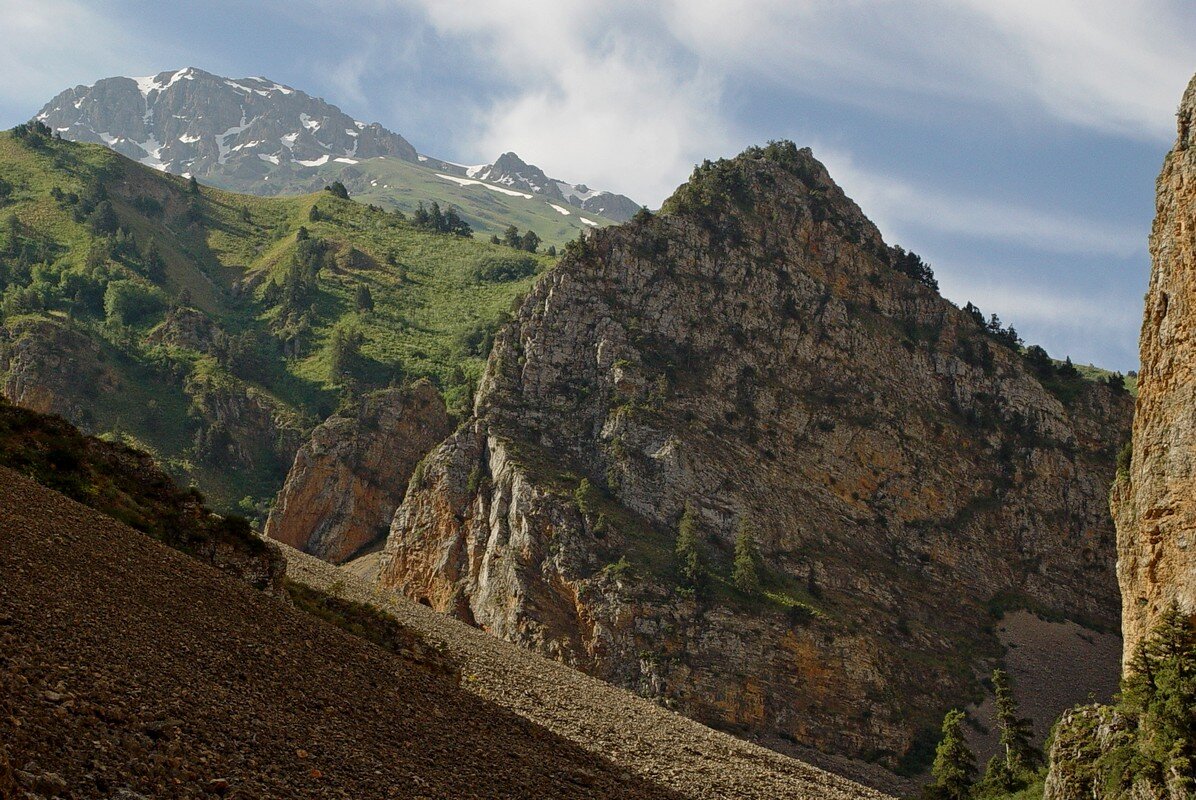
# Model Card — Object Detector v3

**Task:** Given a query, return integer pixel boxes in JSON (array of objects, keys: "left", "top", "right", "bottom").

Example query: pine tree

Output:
[
  {"left": 489, "top": 234, "right": 501, "bottom": 245},
  {"left": 355, "top": 284, "right": 374, "bottom": 313},
  {"left": 296, "top": 225, "right": 309, "bottom": 241},
  {"left": 308, "top": 205, "right": 322, "bottom": 222},
  {"left": 413, "top": 202, "right": 430, "bottom": 228},
  {"left": 675, "top": 502, "right": 704, "bottom": 594},
  {"left": 929, "top": 709, "right": 976, "bottom": 800},
  {"left": 992, "top": 669, "right": 1038, "bottom": 774},
  {"left": 546, "top": 244, "right": 557, "bottom": 257},
  {"left": 503, "top": 225, "right": 522, "bottom": 250},
  {"left": 187, "top": 175, "right": 199, "bottom": 194},
  {"left": 732, "top": 515, "right": 761, "bottom": 593},
  {"left": 521, "top": 229, "right": 541, "bottom": 253},
  {"left": 429, "top": 201, "right": 445, "bottom": 232}
]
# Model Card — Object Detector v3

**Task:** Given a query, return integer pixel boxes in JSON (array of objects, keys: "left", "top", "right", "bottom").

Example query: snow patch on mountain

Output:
[{"left": 436, "top": 173, "right": 534, "bottom": 198}]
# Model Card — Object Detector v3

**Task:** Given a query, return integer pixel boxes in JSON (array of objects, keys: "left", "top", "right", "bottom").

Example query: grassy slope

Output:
[
  {"left": 0, "top": 130, "right": 545, "bottom": 514},
  {"left": 200, "top": 154, "right": 619, "bottom": 248}
]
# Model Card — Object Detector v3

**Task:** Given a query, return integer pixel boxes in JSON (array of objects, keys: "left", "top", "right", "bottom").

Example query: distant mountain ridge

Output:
[
  {"left": 427, "top": 151, "right": 642, "bottom": 220},
  {"left": 36, "top": 67, "right": 640, "bottom": 223}
]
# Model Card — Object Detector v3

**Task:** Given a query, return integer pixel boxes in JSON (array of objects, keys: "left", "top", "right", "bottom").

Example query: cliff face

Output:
[
  {"left": 266, "top": 382, "right": 450, "bottom": 563},
  {"left": 1111, "top": 75, "right": 1196, "bottom": 665},
  {"left": 376, "top": 143, "right": 1132, "bottom": 772}
]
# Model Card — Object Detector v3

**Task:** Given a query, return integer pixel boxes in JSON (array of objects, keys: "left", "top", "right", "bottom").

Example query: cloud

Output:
[
  {"left": 0, "top": 0, "right": 172, "bottom": 115},
  {"left": 397, "top": 1, "right": 734, "bottom": 205},
  {"left": 816, "top": 147, "right": 1144, "bottom": 257}
]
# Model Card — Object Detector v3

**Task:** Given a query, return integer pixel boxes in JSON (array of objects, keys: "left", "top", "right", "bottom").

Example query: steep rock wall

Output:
[{"left": 379, "top": 144, "right": 1132, "bottom": 773}]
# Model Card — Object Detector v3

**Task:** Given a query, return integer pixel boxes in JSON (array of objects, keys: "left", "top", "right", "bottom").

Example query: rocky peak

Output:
[
  {"left": 1111, "top": 72, "right": 1196, "bottom": 666},
  {"left": 378, "top": 141, "right": 1132, "bottom": 781},
  {"left": 37, "top": 67, "right": 418, "bottom": 180},
  {"left": 265, "top": 382, "right": 450, "bottom": 563},
  {"left": 460, "top": 150, "right": 641, "bottom": 221}
]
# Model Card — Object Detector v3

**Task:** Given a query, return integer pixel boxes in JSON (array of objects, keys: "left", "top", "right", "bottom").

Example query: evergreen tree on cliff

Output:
[{"left": 926, "top": 709, "right": 976, "bottom": 800}]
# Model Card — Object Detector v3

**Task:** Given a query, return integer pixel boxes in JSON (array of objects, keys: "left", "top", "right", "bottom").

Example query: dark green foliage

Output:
[
  {"left": 325, "top": 180, "right": 350, "bottom": 200},
  {"left": 890, "top": 246, "right": 938, "bottom": 290},
  {"left": 296, "top": 225, "right": 309, "bottom": 241},
  {"left": 328, "top": 326, "right": 364, "bottom": 383},
  {"left": 972, "top": 669, "right": 1041, "bottom": 798},
  {"left": 88, "top": 200, "right": 118, "bottom": 235},
  {"left": 141, "top": 240, "right": 165, "bottom": 283},
  {"left": 574, "top": 478, "right": 600, "bottom": 517},
  {"left": 1117, "top": 441, "right": 1133, "bottom": 479},
  {"left": 732, "top": 515, "right": 761, "bottom": 594},
  {"left": 355, "top": 284, "right": 374, "bottom": 313},
  {"left": 309, "top": 204, "right": 322, "bottom": 222},
  {"left": 546, "top": 244, "right": 556, "bottom": 257},
  {"left": 411, "top": 201, "right": 472, "bottom": 237},
  {"left": 675, "top": 502, "right": 705, "bottom": 594},
  {"left": 453, "top": 313, "right": 510, "bottom": 358},
  {"left": 926, "top": 709, "right": 977, "bottom": 800},
  {"left": 503, "top": 224, "right": 522, "bottom": 249},
  {"left": 187, "top": 175, "right": 199, "bottom": 194},
  {"left": 471, "top": 253, "right": 538, "bottom": 283},
  {"left": 1120, "top": 605, "right": 1196, "bottom": 793},
  {"left": 520, "top": 229, "right": 540, "bottom": 253},
  {"left": 103, "top": 279, "right": 165, "bottom": 326}
]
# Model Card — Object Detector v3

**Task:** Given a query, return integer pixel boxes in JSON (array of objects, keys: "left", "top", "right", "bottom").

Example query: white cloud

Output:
[{"left": 382, "top": 0, "right": 1191, "bottom": 205}]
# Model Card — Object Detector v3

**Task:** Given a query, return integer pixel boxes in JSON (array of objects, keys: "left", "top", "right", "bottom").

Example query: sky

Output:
[{"left": 2, "top": 1, "right": 1193, "bottom": 371}]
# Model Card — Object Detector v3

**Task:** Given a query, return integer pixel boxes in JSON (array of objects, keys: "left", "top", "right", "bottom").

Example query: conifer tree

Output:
[
  {"left": 187, "top": 175, "right": 199, "bottom": 194},
  {"left": 355, "top": 284, "right": 374, "bottom": 313},
  {"left": 503, "top": 224, "right": 522, "bottom": 250},
  {"left": 993, "top": 669, "right": 1038, "bottom": 774},
  {"left": 732, "top": 515, "right": 761, "bottom": 593},
  {"left": 675, "top": 502, "right": 704, "bottom": 594},
  {"left": 521, "top": 229, "right": 541, "bottom": 253},
  {"left": 929, "top": 709, "right": 976, "bottom": 800}
]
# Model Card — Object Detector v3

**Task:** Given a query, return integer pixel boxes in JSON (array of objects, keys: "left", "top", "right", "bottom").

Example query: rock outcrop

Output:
[
  {"left": 266, "top": 382, "right": 450, "bottom": 563},
  {"left": 1111, "top": 74, "right": 1196, "bottom": 665},
  {"left": 377, "top": 142, "right": 1133, "bottom": 774}
]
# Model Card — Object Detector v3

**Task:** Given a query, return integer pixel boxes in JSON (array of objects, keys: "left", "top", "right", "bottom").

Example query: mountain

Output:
[
  {"left": 429, "top": 151, "right": 643, "bottom": 221},
  {"left": 37, "top": 67, "right": 418, "bottom": 175},
  {"left": 373, "top": 142, "right": 1133, "bottom": 782},
  {"left": 0, "top": 124, "right": 546, "bottom": 517},
  {"left": 36, "top": 68, "right": 640, "bottom": 240}
]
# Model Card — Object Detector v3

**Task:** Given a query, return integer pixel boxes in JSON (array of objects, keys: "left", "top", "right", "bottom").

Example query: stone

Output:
[
  {"left": 265, "top": 382, "right": 450, "bottom": 563},
  {"left": 1111, "top": 72, "right": 1196, "bottom": 666}
]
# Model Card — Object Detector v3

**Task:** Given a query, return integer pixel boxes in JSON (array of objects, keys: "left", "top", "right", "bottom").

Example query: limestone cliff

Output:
[
  {"left": 377, "top": 143, "right": 1132, "bottom": 775},
  {"left": 266, "top": 382, "right": 449, "bottom": 563},
  {"left": 1111, "top": 74, "right": 1196, "bottom": 665}
]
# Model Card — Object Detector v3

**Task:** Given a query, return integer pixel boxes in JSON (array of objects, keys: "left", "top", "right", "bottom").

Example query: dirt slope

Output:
[
  {"left": 0, "top": 467, "right": 686, "bottom": 800},
  {"left": 283, "top": 544, "right": 897, "bottom": 800}
]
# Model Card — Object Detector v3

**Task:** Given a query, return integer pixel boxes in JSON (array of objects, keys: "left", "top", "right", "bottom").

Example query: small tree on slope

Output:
[{"left": 927, "top": 709, "right": 976, "bottom": 800}]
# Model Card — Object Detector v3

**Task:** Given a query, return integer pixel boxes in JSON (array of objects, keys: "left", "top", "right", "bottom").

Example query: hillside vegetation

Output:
[{"left": 0, "top": 124, "right": 550, "bottom": 514}]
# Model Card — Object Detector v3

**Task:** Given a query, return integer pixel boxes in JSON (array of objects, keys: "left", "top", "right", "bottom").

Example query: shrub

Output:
[
  {"left": 103, "top": 280, "right": 165, "bottom": 326},
  {"left": 471, "top": 254, "right": 537, "bottom": 283}
]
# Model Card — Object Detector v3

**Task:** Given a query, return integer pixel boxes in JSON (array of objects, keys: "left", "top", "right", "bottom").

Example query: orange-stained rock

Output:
[
  {"left": 1111, "top": 73, "right": 1196, "bottom": 667},
  {"left": 266, "top": 381, "right": 449, "bottom": 563}
]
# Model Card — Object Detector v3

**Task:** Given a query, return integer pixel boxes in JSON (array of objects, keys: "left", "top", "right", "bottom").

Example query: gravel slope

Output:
[
  {"left": 283, "top": 544, "right": 893, "bottom": 800},
  {"left": 0, "top": 468, "right": 687, "bottom": 800}
]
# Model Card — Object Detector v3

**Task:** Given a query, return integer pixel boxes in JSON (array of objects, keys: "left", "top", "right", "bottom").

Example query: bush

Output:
[
  {"left": 103, "top": 279, "right": 165, "bottom": 326},
  {"left": 471, "top": 254, "right": 537, "bottom": 283}
]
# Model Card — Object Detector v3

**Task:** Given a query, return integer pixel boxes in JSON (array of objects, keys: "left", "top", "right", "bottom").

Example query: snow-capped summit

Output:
[
  {"left": 433, "top": 151, "right": 641, "bottom": 221},
  {"left": 37, "top": 67, "right": 418, "bottom": 179}
]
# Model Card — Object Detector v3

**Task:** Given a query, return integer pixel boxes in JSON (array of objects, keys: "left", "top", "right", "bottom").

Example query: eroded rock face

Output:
[
  {"left": 266, "top": 382, "right": 449, "bottom": 563},
  {"left": 1111, "top": 74, "right": 1196, "bottom": 666},
  {"left": 378, "top": 143, "right": 1131, "bottom": 772},
  {"left": 0, "top": 318, "right": 119, "bottom": 423}
]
